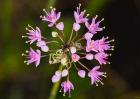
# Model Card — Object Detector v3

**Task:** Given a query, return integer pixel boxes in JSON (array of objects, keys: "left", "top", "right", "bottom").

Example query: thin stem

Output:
[
  {"left": 57, "top": 34, "right": 64, "bottom": 43},
  {"left": 77, "top": 61, "right": 90, "bottom": 71},
  {"left": 48, "top": 64, "right": 63, "bottom": 99},
  {"left": 75, "top": 37, "right": 84, "bottom": 43},
  {"left": 68, "top": 29, "right": 74, "bottom": 44}
]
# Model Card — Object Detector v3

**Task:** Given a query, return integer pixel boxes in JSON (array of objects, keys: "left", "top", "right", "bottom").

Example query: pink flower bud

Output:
[
  {"left": 55, "top": 70, "right": 61, "bottom": 76},
  {"left": 36, "top": 40, "right": 46, "bottom": 47},
  {"left": 78, "top": 70, "right": 86, "bottom": 78},
  {"left": 41, "top": 45, "right": 49, "bottom": 52},
  {"left": 52, "top": 75, "right": 61, "bottom": 83},
  {"left": 70, "top": 47, "right": 76, "bottom": 54},
  {"left": 72, "top": 54, "right": 80, "bottom": 62},
  {"left": 62, "top": 69, "right": 68, "bottom": 77},
  {"left": 84, "top": 32, "right": 93, "bottom": 40},
  {"left": 85, "top": 53, "right": 94, "bottom": 60},
  {"left": 56, "top": 22, "right": 64, "bottom": 31},
  {"left": 73, "top": 23, "right": 80, "bottom": 31}
]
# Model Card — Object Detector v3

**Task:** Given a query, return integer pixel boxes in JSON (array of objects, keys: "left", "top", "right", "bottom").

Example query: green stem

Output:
[{"left": 48, "top": 65, "right": 63, "bottom": 99}]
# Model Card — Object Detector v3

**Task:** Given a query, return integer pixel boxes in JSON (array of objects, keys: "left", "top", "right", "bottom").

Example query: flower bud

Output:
[{"left": 52, "top": 31, "right": 58, "bottom": 37}]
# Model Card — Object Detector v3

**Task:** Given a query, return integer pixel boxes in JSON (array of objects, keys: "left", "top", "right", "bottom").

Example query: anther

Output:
[
  {"left": 100, "top": 18, "right": 104, "bottom": 22},
  {"left": 22, "top": 53, "right": 25, "bottom": 56},
  {"left": 86, "top": 14, "right": 90, "bottom": 17}
]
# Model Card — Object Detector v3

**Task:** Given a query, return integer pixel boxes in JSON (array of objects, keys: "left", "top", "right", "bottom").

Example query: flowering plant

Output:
[{"left": 22, "top": 4, "right": 114, "bottom": 97}]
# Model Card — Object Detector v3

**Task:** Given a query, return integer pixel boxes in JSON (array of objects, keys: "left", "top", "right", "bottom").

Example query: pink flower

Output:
[
  {"left": 74, "top": 4, "right": 88, "bottom": 24},
  {"left": 97, "top": 37, "right": 111, "bottom": 52},
  {"left": 78, "top": 70, "right": 86, "bottom": 78},
  {"left": 60, "top": 80, "right": 74, "bottom": 97},
  {"left": 26, "top": 48, "right": 41, "bottom": 67},
  {"left": 85, "top": 16, "right": 104, "bottom": 34},
  {"left": 86, "top": 40, "right": 99, "bottom": 52},
  {"left": 56, "top": 22, "right": 64, "bottom": 31},
  {"left": 23, "top": 26, "right": 42, "bottom": 44},
  {"left": 95, "top": 52, "right": 108, "bottom": 65},
  {"left": 88, "top": 66, "right": 106, "bottom": 86},
  {"left": 40, "top": 8, "right": 61, "bottom": 27},
  {"left": 71, "top": 54, "right": 80, "bottom": 62}
]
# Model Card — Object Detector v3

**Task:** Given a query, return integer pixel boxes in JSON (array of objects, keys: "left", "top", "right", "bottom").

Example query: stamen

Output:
[
  {"left": 86, "top": 14, "right": 90, "bottom": 17},
  {"left": 50, "top": 6, "right": 53, "bottom": 9},
  {"left": 22, "top": 36, "right": 27, "bottom": 38},
  {"left": 26, "top": 50, "right": 29, "bottom": 53},
  {"left": 24, "top": 61, "right": 27, "bottom": 63},
  {"left": 43, "top": 9, "right": 48, "bottom": 14},
  {"left": 100, "top": 18, "right": 104, "bottom": 22},
  {"left": 28, "top": 24, "right": 35, "bottom": 30},
  {"left": 95, "top": 15, "right": 98, "bottom": 19}
]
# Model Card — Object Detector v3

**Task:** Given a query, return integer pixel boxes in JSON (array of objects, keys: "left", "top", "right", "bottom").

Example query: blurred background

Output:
[{"left": 0, "top": 0, "right": 140, "bottom": 99}]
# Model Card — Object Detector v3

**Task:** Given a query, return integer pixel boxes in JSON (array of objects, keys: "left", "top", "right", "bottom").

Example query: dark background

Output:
[{"left": 0, "top": 0, "right": 140, "bottom": 99}]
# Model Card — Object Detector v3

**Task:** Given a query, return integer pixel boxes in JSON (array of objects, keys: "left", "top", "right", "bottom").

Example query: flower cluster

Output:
[{"left": 22, "top": 4, "right": 114, "bottom": 97}]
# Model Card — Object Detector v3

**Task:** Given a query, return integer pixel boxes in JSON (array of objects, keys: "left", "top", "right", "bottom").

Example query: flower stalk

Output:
[{"left": 48, "top": 64, "right": 63, "bottom": 99}]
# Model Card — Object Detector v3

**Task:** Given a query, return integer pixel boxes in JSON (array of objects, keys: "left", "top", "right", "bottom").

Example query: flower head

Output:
[
  {"left": 60, "top": 80, "right": 74, "bottom": 97},
  {"left": 88, "top": 66, "right": 106, "bottom": 86},
  {"left": 22, "top": 4, "right": 114, "bottom": 97},
  {"left": 40, "top": 8, "right": 61, "bottom": 27}
]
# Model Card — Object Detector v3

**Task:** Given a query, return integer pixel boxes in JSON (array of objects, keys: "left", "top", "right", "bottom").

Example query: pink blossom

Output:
[
  {"left": 95, "top": 52, "right": 108, "bottom": 65},
  {"left": 56, "top": 22, "right": 64, "bottom": 31},
  {"left": 26, "top": 48, "right": 41, "bottom": 67},
  {"left": 41, "top": 8, "right": 61, "bottom": 27},
  {"left": 71, "top": 54, "right": 80, "bottom": 62},
  {"left": 60, "top": 80, "right": 74, "bottom": 97},
  {"left": 85, "top": 16, "right": 104, "bottom": 34},
  {"left": 97, "top": 37, "right": 111, "bottom": 52},
  {"left": 23, "top": 26, "right": 42, "bottom": 44},
  {"left": 86, "top": 40, "right": 99, "bottom": 52},
  {"left": 88, "top": 66, "right": 106, "bottom": 86},
  {"left": 74, "top": 4, "right": 88, "bottom": 24},
  {"left": 78, "top": 70, "right": 86, "bottom": 78}
]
